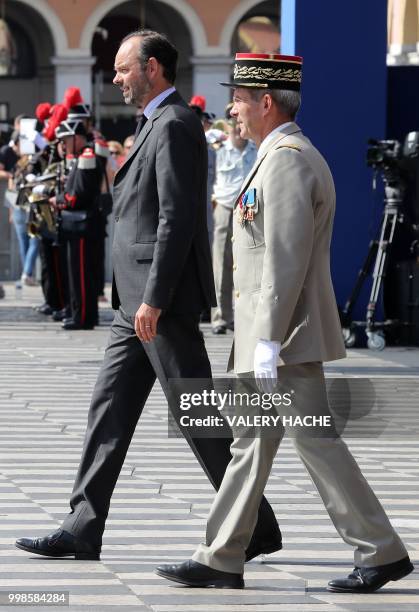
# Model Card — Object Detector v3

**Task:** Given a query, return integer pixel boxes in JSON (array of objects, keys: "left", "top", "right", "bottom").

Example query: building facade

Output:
[
  {"left": 0, "top": 0, "right": 418, "bottom": 285},
  {"left": 0, "top": 0, "right": 280, "bottom": 128},
  {"left": 0, "top": 0, "right": 281, "bottom": 281}
]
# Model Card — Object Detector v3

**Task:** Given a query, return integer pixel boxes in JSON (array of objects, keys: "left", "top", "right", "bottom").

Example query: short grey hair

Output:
[{"left": 249, "top": 88, "right": 301, "bottom": 120}]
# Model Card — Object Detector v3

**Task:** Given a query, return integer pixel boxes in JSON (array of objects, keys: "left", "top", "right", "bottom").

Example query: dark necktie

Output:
[{"left": 135, "top": 114, "right": 148, "bottom": 139}]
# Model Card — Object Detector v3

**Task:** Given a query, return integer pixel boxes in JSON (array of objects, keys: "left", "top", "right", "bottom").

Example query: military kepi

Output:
[{"left": 221, "top": 53, "right": 302, "bottom": 91}]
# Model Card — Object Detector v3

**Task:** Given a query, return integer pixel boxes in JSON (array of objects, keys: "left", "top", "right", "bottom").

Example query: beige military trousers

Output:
[
  {"left": 211, "top": 204, "right": 234, "bottom": 328},
  {"left": 192, "top": 362, "right": 407, "bottom": 574}
]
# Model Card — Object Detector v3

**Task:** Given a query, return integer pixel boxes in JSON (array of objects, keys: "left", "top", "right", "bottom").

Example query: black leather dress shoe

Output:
[
  {"left": 15, "top": 529, "right": 100, "bottom": 560},
  {"left": 245, "top": 531, "right": 283, "bottom": 562},
  {"left": 155, "top": 559, "right": 244, "bottom": 588},
  {"left": 52, "top": 308, "right": 68, "bottom": 322},
  {"left": 35, "top": 303, "right": 53, "bottom": 315},
  {"left": 212, "top": 325, "right": 227, "bottom": 335},
  {"left": 327, "top": 556, "right": 414, "bottom": 593}
]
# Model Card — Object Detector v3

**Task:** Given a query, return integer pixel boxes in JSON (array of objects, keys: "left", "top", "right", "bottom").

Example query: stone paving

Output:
[{"left": 0, "top": 282, "right": 418, "bottom": 611}]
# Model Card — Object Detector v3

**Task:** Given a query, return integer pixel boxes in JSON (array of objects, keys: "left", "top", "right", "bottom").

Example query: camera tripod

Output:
[{"left": 340, "top": 175, "right": 406, "bottom": 350}]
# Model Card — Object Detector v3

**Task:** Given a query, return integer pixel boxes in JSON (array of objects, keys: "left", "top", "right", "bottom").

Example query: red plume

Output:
[
  {"left": 189, "top": 95, "right": 206, "bottom": 111},
  {"left": 35, "top": 102, "right": 52, "bottom": 122},
  {"left": 42, "top": 104, "right": 68, "bottom": 142},
  {"left": 49, "top": 104, "right": 68, "bottom": 124},
  {"left": 43, "top": 120, "right": 58, "bottom": 142},
  {"left": 63, "top": 86, "right": 83, "bottom": 109}
]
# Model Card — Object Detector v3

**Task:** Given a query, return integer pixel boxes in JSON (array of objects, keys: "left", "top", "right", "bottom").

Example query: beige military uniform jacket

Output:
[{"left": 229, "top": 122, "right": 346, "bottom": 374}]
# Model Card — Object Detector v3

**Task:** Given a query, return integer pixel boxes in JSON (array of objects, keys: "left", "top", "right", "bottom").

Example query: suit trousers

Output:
[
  {"left": 61, "top": 308, "right": 278, "bottom": 547},
  {"left": 211, "top": 205, "right": 234, "bottom": 328},
  {"left": 193, "top": 362, "right": 407, "bottom": 573}
]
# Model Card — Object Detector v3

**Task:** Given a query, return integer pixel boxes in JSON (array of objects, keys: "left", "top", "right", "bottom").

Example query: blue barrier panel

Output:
[{"left": 281, "top": 0, "right": 388, "bottom": 316}]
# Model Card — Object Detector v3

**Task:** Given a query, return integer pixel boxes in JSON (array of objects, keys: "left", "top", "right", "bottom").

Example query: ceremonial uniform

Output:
[
  {"left": 39, "top": 237, "right": 68, "bottom": 312},
  {"left": 65, "top": 89, "right": 111, "bottom": 307},
  {"left": 57, "top": 146, "right": 103, "bottom": 328},
  {"left": 32, "top": 103, "right": 70, "bottom": 317},
  {"left": 157, "top": 52, "right": 413, "bottom": 593},
  {"left": 37, "top": 157, "right": 69, "bottom": 313}
]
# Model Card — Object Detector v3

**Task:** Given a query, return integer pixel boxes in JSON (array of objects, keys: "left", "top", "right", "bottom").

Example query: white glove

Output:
[{"left": 254, "top": 339, "right": 281, "bottom": 394}]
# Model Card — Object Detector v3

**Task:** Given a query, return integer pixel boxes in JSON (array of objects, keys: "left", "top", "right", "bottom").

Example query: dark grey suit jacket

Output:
[{"left": 111, "top": 91, "right": 216, "bottom": 316}]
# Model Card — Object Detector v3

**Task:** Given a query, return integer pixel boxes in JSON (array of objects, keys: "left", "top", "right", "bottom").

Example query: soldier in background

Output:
[
  {"left": 211, "top": 103, "right": 256, "bottom": 334},
  {"left": 37, "top": 145, "right": 69, "bottom": 319},
  {"left": 53, "top": 119, "right": 104, "bottom": 330},
  {"left": 32, "top": 102, "right": 70, "bottom": 318},
  {"left": 64, "top": 87, "right": 111, "bottom": 305}
]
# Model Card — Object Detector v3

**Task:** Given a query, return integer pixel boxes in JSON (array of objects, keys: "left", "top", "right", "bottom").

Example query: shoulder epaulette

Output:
[
  {"left": 77, "top": 148, "right": 96, "bottom": 169},
  {"left": 95, "top": 139, "right": 109, "bottom": 158},
  {"left": 275, "top": 144, "right": 301, "bottom": 152}
]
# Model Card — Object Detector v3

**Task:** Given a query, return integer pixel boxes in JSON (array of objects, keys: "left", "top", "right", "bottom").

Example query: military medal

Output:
[
  {"left": 238, "top": 192, "right": 247, "bottom": 226},
  {"left": 237, "top": 188, "right": 257, "bottom": 225},
  {"left": 244, "top": 188, "right": 256, "bottom": 223}
]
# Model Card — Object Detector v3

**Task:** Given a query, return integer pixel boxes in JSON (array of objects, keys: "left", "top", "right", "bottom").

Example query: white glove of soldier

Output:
[{"left": 253, "top": 339, "right": 281, "bottom": 394}]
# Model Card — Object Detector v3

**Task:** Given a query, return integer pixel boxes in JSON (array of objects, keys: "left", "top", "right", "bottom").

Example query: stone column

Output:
[
  {"left": 387, "top": 0, "right": 419, "bottom": 64},
  {"left": 52, "top": 55, "right": 96, "bottom": 103},
  {"left": 191, "top": 56, "right": 232, "bottom": 117}
]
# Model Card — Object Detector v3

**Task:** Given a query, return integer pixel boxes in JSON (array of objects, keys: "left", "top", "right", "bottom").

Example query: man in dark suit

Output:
[{"left": 15, "top": 30, "right": 281, "bottom": 562}]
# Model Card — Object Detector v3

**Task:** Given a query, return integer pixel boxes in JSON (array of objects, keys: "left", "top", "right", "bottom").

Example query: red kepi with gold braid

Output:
[{"left": 221, "top": 53, "right": 303, "bottom": 91}]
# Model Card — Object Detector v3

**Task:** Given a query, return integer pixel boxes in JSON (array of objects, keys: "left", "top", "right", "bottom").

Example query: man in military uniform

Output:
[
  {"left": 32, "top": 101, "right": 71, "bottom": 320},
  {"left": 211, "top": 103, "right": 256, "bottom": 334},
  {"left": 35, "top": 146, "right": 69, "bottom": 319},
  {"left": 156, "top": 52, "right": 414, "bottom": 592},
  {"left": 54, "top": 119, "right": 104, "bottom": 329},
  {"left": 64, "top": 87, "right": 111, "bottom": 304}
]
